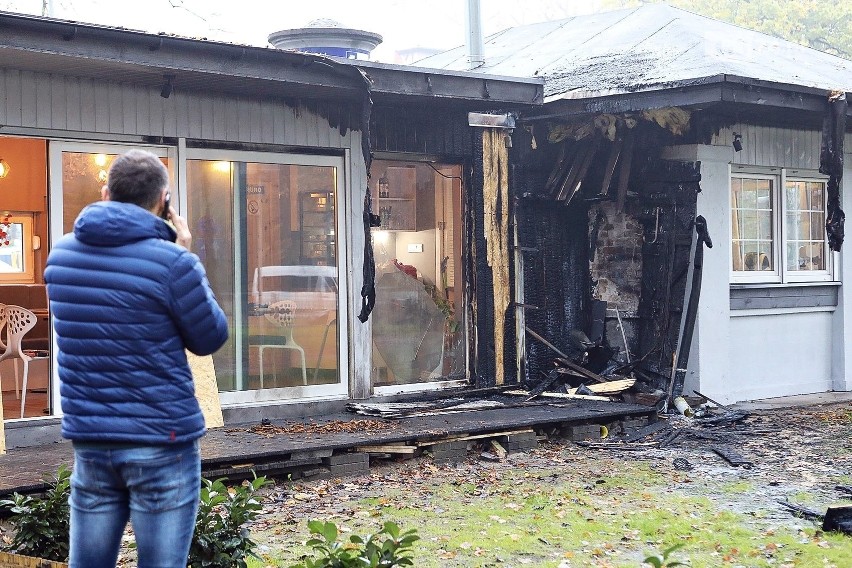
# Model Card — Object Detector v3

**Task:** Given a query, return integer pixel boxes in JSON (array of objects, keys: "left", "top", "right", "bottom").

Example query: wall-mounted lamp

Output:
[
  {"left": 160, "top": 74, "right": 175, "bottom": 99},
  {"left": 732, "top": 132, "right": 743, "bottom": 152},
  {"left": 0, "top": 158, "right": 10, "bottom": 178}
]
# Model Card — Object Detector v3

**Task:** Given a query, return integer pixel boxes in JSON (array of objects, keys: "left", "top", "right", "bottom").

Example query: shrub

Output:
[
  {"left": 188, "top": 474, "right": 271, "bottom": 568},
  {"left": 291, "top": 520, "right": 419, "bottom": 568},
  {"left": 0, "top": 464, "right": 71, "bottom": 562}
]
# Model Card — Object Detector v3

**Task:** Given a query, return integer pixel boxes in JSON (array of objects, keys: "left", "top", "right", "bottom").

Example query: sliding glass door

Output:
[
  {"left": 48, "top": 141, "right": 176, "bottom": 416},
  {"left": 185, "top": 150, "right": 348, "bottom": 403}
]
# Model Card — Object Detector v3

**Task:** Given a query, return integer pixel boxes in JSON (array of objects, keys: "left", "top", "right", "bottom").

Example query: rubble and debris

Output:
[
  {"left": 778, "top": 500, "right": 823, "bottom": 521},
  {"left": 348, "top": 399, "right": 509, "bottom": 419},
  {"left": 711, "top": 445, "right": 753, "bottom": 469},
  {"left": 232, "top": 419, "right": 399, "bottom": 437},
  {"left": 778, "top": 501, "right": 852, "bottom": 536},
  {"left": 823, "top": 505, "right": 852, "bottom": 535}
]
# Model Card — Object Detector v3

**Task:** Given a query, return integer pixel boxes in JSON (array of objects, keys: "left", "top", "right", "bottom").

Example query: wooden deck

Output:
[{"left": 0, "top": 399, "right": 655, "bottom": 496}]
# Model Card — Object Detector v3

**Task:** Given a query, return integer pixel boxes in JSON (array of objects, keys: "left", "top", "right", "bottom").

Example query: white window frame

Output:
[
  {"left": 0, "top": 213, "right": 35, "bottom": 284},
  {"left": 184, "top": 148, "right": 350, "bottom": 405},
  {"left": 730, "top": 167, "right": 834, "bottom": 284}
]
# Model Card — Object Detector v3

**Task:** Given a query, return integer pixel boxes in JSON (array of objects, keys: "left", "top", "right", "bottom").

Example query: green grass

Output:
[
  {"left": 249, "top": 457, "right": 852, "bottom": 568},
  {"left": 720, "top": 480, "right": 755, "bottom": 494}
]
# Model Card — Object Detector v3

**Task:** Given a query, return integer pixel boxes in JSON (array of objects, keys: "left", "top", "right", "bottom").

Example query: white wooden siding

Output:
[
  {"left": 714, "top": 124, "right": 821, "bottom": 170},
  {"left": 0, "top": 68, "right": 356, "bottom": 150},
  {"left": 0, "top": 66, "right": 372, "bottom": 398}
]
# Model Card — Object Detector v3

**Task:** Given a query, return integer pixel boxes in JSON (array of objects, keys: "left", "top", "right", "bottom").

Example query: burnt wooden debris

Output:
[
  {"left": 820, "top": 91, "right": 846, "bottom": 252},
  {"left": 778, "top": 501, "right": 852, "bottom": 536}
]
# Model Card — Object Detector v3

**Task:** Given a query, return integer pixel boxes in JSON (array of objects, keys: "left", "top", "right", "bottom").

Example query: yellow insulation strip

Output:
[{"left": 482, "top": 129, "right": 511, "bottom": 385}]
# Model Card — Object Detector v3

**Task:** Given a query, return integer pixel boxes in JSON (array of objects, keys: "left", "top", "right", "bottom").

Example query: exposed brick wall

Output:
[{"left": 589, "top": 201, "right": 643, "bottom": 313}]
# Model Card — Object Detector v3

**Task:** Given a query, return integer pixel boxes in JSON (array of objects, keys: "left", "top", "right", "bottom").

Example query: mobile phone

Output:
[{"left": 161, "top": 191, "right": 171, "bottom": 220}]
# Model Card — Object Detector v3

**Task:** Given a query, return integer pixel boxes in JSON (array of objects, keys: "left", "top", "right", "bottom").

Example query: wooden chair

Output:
[{"left": 0, "top": 305, "right": 38, "bottom": 418}]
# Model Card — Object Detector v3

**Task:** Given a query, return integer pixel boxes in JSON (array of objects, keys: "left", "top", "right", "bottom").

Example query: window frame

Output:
[
  {"left": 730, "top": 167, "right": 834, "bottom": 285},
  {"left": 0, "top": 213, "right": 35, "bottom": 284}
]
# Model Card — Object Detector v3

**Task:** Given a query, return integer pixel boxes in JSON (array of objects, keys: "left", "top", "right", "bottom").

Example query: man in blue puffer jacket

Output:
[{"left": 45, "top": 149, "right": 228, "bottom": 567}]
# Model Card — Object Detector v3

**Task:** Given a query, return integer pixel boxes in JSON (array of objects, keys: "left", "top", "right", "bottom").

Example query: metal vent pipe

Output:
[{"left": 465, "top": 0, "right": 485, "bottom": 69}]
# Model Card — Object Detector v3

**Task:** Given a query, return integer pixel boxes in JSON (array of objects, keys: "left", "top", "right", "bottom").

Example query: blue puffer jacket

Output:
[{"left": 45, "top": 201, "right": 229, "bottom": 444}]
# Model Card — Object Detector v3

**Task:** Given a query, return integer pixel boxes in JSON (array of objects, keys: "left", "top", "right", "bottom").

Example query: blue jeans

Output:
[{"left": 69, "top": 440, "right": 201, "bottom": 568}]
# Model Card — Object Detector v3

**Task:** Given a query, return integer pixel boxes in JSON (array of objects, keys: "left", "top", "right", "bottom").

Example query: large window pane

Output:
[
  {"left": 370, "top": 160, "right": 465, "bottom": 386},
  {"left": 732, "top": 176, "right": 774, "bottom": 273},
  {"left": 187, "top": 159, "right": 340, "bottom": 392},
  {"left": 61, "top": 152, "right": 169, "bottom": 233},
  {"left": 187, "top": 160, "right": 237, "bottom": 390},
  {"left": 785, "top": 179, "right": 826, "bottom": 272}
]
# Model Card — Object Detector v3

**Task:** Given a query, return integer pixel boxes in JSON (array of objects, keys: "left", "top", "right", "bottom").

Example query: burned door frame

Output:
[{"left": 368, "top": 104, "right": 478, "bottom": 392}]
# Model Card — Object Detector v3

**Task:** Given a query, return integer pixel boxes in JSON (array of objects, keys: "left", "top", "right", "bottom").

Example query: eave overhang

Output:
[
  {"left": 0, "top": 11, "right": 544, "bottom": 110},
  {"left": 522, "top": 74, "right": 852, "bottom": 128}
]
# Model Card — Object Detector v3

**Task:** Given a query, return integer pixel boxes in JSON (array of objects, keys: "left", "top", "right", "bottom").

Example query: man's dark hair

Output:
[{"left": 107, "top": 150, "right": 169, "bottom": 210}]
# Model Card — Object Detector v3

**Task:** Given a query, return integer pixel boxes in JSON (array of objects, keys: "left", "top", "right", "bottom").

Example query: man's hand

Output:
[{"left": 169, "top": 207, "right": 192, "bottom": 250}]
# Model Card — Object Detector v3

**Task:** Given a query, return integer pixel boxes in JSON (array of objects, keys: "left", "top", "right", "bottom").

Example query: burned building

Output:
[{"left": 419, "top": 4, "right": 852, "bottom": 404}]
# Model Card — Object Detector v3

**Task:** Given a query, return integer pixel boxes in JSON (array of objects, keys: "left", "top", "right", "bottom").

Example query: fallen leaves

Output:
[{"left": 236, "top": 419, "right": 399, "bottom": 437}]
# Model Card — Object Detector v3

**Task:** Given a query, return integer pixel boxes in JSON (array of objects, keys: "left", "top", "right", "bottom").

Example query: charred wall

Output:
[
  {"left": 370, "top": 105, "right": 473, "bottom": 156},
  {"left": 633, "top": 160, "right": 701, "bottom": 387},
  {"left": 513, "top": 115, "right": 701, "bottom": 390},
  {"left": 513, "top": 130, "right": 589, "bottom": 384}
]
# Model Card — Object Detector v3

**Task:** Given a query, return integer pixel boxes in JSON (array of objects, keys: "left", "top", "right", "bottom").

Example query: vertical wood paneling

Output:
[
  {"left": 5, "top": 69, "right": 22, "bottom": 126},
  {"left": 121, "top": 85, "right": 137, "bottom": 135},
  {"left": 0, "top": 70, "right": 6, "bottom": 126},
  {"left": 236, "top": 99, "right": 251, "bottom": 142},
  {"left": 1, "top": 68, "right": 352, "bottom": 152},
  {"left": 257, "top": 100, "right": 272, "bottom": 144},
  {"left": 65, "top": 77, "right": 82, "bottom": 132},
  {"left": 283, "top": 102, "right": 297, "bottom": 146},
  {"left": 225, "top": 97, "right": 240, "bottom": 142},
  {"left": 49, "top": 75, "right": 66, "bottom": 131},
  {"left": 716, "top": 124, "right": 821, "bottom": 170},
  {"left": 176, "top": 93, "right": 192, "bottom": 139},
  {"left": 20, "top": 70, "right": 37, "bottom": 127},
  {"left": 199, "top": 95, "right": 215, "bottom": 140},
  {"left": 162, "top": 95, "right": 177, "bottom": 137},
  {"left": 187, "top": 93, "right": 202, "bottom": 139},
  {"left": 272, "top": 101, "right": 286, "bottom": 145},
  {"left": 148, "top": 87, "right": 164, "bottom": 137},
  {"left": 212, "top": 96, "right": 227, "bottom": 141},
  {"left": 247, "top": 100, "right": 261, "bottom": 143},
  {"left": 79, "top": 78, "right": 97, "bottom": 132},
  {"left": 107, "top": 83, "right": 122, "bottom": 133},
  {"left": 35, "top": 72, "right": 51, "bottom": 128},
  {"left": 135, "top": 88, "right": 150, "bottom": 138}
]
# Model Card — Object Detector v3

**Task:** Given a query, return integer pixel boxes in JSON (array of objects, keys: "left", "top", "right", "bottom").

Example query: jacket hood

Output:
[{"left": 74, "top": 201, "right": 176, "bottom": 246}]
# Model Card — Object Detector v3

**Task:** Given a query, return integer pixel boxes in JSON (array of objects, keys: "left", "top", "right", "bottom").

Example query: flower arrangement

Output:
[{"left": 0, "top": 213, "right": 11, "bottom": 246}]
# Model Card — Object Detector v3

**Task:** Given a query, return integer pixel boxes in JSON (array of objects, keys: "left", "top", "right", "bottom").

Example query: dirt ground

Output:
[
  {"left": 244, "top": 401, "right": 852, "bottom": 567},
  {"left": 4, "top": 401, "right": 849, "bottom": 566}
]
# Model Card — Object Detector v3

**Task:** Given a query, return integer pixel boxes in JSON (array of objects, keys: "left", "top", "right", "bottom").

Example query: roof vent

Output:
[{"left": 268, "top": 19, "right": 383, "bottom": 60}]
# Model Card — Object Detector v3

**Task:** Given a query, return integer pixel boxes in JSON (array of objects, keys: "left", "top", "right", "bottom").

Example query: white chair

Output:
[
  {"left": 251, "top": 265, "right": 337, "bottom": 296},
  {"left": 251, "top": 265, "right": 337, "bottom": 386},
  {"left": 250, "top": 300, "right": 307, "bottom": 387},
  {"left": 0, "top": 305, "right": 38, "bottom": 418}
]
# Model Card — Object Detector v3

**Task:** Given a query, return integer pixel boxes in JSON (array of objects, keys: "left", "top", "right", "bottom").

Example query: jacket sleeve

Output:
[{"left": 168, "top": 250, "right": 229, "bottom": 355}]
